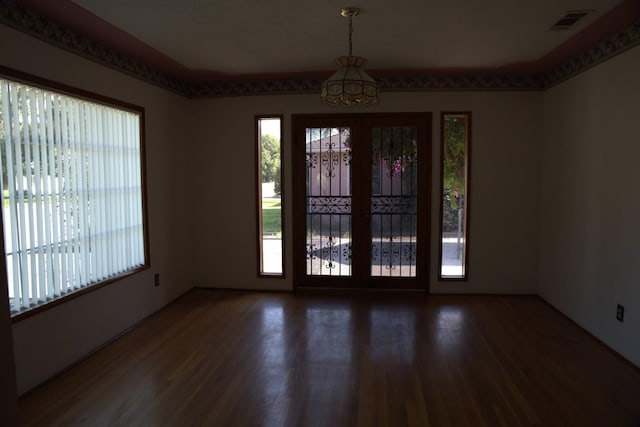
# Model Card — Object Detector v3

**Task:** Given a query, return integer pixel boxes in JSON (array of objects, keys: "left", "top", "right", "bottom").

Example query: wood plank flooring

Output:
[{"left": 18, "top": 289, "right": 640, "bottom": 426}]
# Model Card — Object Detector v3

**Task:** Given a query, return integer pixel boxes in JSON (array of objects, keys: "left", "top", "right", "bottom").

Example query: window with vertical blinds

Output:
[{"left": 0, "top": 76, "right": 147, "bottom": 317}]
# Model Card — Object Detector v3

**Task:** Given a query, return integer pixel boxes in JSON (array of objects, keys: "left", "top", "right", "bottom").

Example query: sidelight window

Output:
[
  {"left": 439, "top": 112, "right": 471, "bottom": 279},
  {"left": 256, "top": 116, "right": 284, "bottom": 276}
]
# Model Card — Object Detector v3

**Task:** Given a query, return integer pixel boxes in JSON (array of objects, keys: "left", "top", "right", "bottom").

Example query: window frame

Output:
[
  {"left": 255, "top": 115, "right": 285, "bottom": 278},
  {"left": 438, "top": 111, "right": 471, "bottom": 281},
  {"left": 0, "top": 66, "right": 150, "bottom": 321}
]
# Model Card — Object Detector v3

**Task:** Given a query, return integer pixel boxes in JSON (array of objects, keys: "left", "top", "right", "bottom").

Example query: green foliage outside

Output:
[
  {"left": 442, "top": 116, "right": 467, "bottom": 233},
  {"left": 261, "top": 134, "right": 281, "bottom": 195},
  {"left": 371, "top": 127, "right": 417, "bottom": 177}
]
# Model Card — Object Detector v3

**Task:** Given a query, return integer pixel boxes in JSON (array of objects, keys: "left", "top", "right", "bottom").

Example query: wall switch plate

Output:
[
  {"left": 616, "top": 304, "right": 624, "bottom": 322},
  {"left": 155, "top": 273, "right": 160, "bottom": 287}
]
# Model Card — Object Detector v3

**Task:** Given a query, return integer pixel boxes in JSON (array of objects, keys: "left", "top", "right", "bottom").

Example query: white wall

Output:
[
  {"left": 539, "top": 46, "right": 640, "bottom": 366},
  {"left": 0, "top": 258, "right": 17, "bottom": 425},
  {"left": 188, "top": 91, "right": 542, "bottom": 294},
  {"left": 0, "top": 25, "right": 193, "bottom": 394}
]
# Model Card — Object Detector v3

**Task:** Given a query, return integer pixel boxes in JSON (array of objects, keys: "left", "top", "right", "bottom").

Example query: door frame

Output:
[{"left": 292, "top": 113, "right": 431, "bottom": 291}]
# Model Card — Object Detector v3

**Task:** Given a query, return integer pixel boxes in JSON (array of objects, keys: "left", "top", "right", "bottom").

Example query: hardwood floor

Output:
[{"left": 19, "top": 289, "right": 640, "bottom": 426}]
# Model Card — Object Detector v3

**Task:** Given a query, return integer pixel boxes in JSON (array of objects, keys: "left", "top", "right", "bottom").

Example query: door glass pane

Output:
[
  {"left": 305, "top": 128, "right": 352, "bottom": 276},
  {"left": 370, "top": 127, "right": 418, "bottom": 277}
]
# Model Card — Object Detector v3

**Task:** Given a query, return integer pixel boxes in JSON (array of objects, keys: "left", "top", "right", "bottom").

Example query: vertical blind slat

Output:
[
  {"left": 67, "top": 98, "right": 77, "bottom": 290},
  {"left": 60, "top": 97, "right": 71, "bottom": 293},
  {"left": 78, "top": 102, "right": 90, "bottom": 285},
  {"left": 70, "top": 101, "right": 82, "bottom": 288},
  {"left": 116, "top": 112, "right": 125, "bottom": 272},
  {"left": 16, "top": 91, "right": 35, "bottom": 307},
  {"left": 106, "top": 110, "right": 114, "bottom": 275},
  {"left": 97, "top": 108, "right": 107, "bottom": 280},
  {"left": 87, "top": 105, "right": 97, "bottom": 282},
  {"left": 125, "top": 116, "right": 133, "bottom": 266},
  {"left": 28, "top": 91, "right": 41, "bottom": 299},
  {"left": 46, "top": 93, "right": 60, "bottom": 297},
  {"left": 1, "top": 83, "right": 21, "bottom": 311},
  {"left": 36, "top": 91, "right": 49, "bottom": 300}
]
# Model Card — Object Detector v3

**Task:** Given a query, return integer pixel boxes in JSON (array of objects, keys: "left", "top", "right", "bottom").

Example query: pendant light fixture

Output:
[{"left": 321, "top": 7, "right": 379, "bottom": 106}]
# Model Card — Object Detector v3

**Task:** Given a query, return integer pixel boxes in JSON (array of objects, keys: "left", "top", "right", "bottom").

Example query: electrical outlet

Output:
[
  {"left": 154, "top": 273, "right": 160, "bottom": 287},
  {"left": 616, "top": 304, "right": 624, "bottom": 322}
]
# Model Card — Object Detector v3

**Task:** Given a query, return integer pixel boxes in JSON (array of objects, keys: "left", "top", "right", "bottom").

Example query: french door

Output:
[{"left": 293, "top": 114, "right": 431, "bottom": 290}]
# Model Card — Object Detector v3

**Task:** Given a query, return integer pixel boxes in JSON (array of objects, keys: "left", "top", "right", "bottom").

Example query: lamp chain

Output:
[{"left": 348, "top": 15, "right": 353, "bottom": 56}]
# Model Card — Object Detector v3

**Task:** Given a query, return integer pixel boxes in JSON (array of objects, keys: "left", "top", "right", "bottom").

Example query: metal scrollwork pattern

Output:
[
  {"left": 305, "top": 243, "right": 317, "bottom": 261},
  {"left": 320, "top": 152, "right": 341, "bottom": 178},
  {"left": 372, "top": 241, "right": 417, "bottom": 272},
  {"left": 305, "top": 153, "right": 316, "bottom": 169},
  {"left": 371, "top": 196, "right": 417, "bottom": 214},
  {"left": 308, "top": 197, "right": 351, "bottom": 214}
]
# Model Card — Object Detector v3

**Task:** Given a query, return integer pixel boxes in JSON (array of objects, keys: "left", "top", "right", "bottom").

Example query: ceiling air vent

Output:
[{"left": 550, "top": 10, "right": 594, "bottom": 30}]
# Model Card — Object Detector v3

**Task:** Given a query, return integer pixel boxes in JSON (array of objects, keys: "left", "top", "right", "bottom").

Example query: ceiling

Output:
[{"left": 13, "top": 0, "right": 640, "bottom": 83}]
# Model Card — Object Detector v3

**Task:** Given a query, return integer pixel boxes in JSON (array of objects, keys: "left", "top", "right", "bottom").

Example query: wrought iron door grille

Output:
[
  {"left": 370, "top": 126, "right": 418, "bottom": 277},
  {"left": 305, "top": 128, "right": 352, "bottom": 276}
]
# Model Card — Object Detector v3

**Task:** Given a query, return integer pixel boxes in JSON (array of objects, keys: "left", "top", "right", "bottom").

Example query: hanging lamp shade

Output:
[
  {"left": 321, "top": 8, "right": 379, "bottom": 106},
  {"left": 321, "top": 56, "right": 379, "bottom": 106}
]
